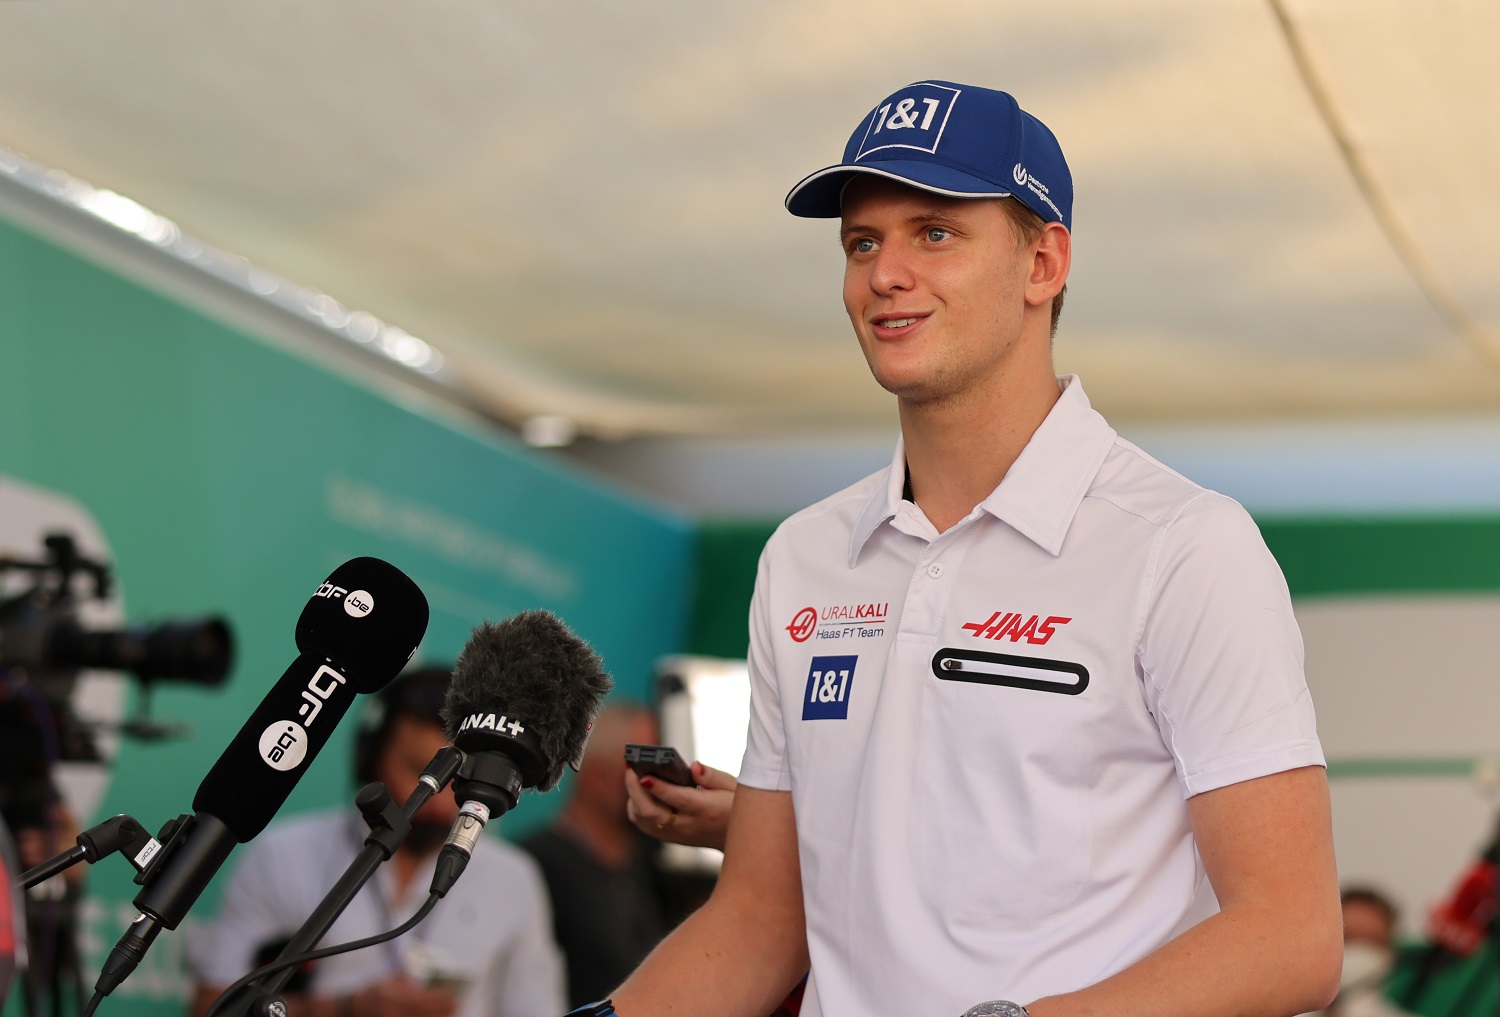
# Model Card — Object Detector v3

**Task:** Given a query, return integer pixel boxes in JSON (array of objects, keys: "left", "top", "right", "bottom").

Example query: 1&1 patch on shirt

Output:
[{"left": 803, "top": 655, "right": 857, "bottom": 720}]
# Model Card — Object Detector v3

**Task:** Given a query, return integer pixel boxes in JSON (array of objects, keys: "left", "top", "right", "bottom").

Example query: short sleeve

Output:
[
  {"left": 738, "top": 545, "right": 791, "bottom": 792},
  {"left": 1137, "top": 493, "right": 1324, "bottom": 798}
]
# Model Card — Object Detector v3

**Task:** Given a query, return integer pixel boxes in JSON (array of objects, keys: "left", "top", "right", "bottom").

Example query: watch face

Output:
[{"left": 963, "top": 1003, "right": 1027, "bottom": 1017}]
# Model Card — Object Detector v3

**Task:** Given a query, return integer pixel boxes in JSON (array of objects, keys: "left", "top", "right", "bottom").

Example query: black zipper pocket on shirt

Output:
[{"left": 930, "top": 647, "right": 1090, "bottom": 695}]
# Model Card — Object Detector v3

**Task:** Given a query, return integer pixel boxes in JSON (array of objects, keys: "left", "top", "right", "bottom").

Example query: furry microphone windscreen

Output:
[{"left": 443, "top": 611, "right": 612, "bottom": 792}]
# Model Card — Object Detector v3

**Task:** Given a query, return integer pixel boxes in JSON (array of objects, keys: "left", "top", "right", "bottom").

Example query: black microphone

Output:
[
  {"left": 431, "top": 611, "right": 611, "bottom": 894},
  {"left": 95, "top": 557, "right": 429, "bottom": 999}
]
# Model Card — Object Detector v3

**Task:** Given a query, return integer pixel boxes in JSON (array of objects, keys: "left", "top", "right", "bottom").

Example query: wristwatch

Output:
[
  {"left": 561, "top": 1002, "right": 615, "bottom": 1017},
  {"left": 961, "top": 1002, "right": 1029, "bottom": 1017}
]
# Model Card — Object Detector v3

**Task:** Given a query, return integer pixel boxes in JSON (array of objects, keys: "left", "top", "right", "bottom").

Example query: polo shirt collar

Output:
[
  {"left": 848, "top": 376, "right": 1116, "bottom": 565},
  {"left": 848, "top": 440, "right": 907, "bottom": 566}
]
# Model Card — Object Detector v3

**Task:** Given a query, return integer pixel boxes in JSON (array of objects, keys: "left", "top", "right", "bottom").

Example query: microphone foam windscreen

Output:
[
  {"left": 295, "top": 557, "right": 429, "bottom": 693},
  {"left": 443, "top": 611, "right": 612, "bottom": 791}
]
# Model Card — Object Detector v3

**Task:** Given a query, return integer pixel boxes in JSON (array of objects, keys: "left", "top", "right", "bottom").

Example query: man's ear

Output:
[{"left": 1025, "top": 222, "right": 1071, "bottom": 308}]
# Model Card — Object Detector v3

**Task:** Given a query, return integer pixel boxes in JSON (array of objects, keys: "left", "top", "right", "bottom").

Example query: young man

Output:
[{"left": 610, "top": 80, "right": 1342, "bottom": 1017}]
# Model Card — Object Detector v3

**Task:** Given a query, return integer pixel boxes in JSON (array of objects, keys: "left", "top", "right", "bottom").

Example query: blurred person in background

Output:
[
  {"left": 187, "top": 667, "right": 563, "bottom": 1017},
  {"left": 1300, "top": 887, "right": 1406, "bottom": 1017},
  {"left": 521, "top": 705, "right": 672, "bottom": 1009},
  {"left": 1342, "top": 887, "right": 1398, "bottom": 954}
]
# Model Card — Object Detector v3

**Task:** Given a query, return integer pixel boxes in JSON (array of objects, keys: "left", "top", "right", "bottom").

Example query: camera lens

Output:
[{"left": 45, "top": 617, "right": 234, "bottom": 685}]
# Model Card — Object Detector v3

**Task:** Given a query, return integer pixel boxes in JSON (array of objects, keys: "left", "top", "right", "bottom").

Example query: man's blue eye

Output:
[
  {"left": 927, "top": 228, "right": 950, "bottom": 242},
  {"left": 853, "top": 239, "right": 876, "bottom": 253}
]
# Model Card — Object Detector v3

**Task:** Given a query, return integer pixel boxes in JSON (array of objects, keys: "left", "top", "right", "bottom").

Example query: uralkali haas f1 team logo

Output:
[
  {"left": 787, "top": 603, "right": 889, "bottom": 644},
  {"left": 787, "top": 607, "right": 817, "bottom": 642}
]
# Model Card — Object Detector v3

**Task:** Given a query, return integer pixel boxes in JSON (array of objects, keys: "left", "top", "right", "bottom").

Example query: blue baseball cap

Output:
[{"left": 784, "top": 80, "right": 1072, "bottom": 230}]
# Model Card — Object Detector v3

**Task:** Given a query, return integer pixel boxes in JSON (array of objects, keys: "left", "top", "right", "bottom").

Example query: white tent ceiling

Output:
[{"left": 0, "top": 0, "right": 1496, "bottom": 438}]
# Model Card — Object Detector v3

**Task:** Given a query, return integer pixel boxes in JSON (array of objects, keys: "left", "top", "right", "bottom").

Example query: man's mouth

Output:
[{"left": 874, "top": 315, "right": 926, "bottom": 331}]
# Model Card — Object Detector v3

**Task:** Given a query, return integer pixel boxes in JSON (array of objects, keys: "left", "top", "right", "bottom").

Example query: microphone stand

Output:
[
  {"left": 220, "top": 747, "right": 463, "bottom": 1017},
  {"left": 18, "top": 815, "right": 161, "bottom": 890},
  {"left": 20, "top": 812, "right": 169, "bottom": 1008}
]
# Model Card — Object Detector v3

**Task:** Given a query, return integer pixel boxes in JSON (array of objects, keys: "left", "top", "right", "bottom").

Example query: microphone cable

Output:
[
  {"left": 201, "top": 892, "right": 442, "bottom": 1017},
  {"left": 202, "top": 748, "right": 464, "bottom": 1017}
]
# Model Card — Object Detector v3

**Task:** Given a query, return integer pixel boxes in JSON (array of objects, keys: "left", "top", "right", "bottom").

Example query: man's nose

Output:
[{"left": 868, "top": 242, "right": 915, "bottom": 294}]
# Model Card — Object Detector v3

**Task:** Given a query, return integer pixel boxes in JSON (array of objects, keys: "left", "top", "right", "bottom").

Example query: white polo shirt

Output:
[{"left": 739, "top": 376, "right": 1324, "bottom": 1017}]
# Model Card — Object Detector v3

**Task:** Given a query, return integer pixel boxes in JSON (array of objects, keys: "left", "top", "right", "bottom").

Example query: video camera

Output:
[{"left": 0, "top": 533, "right": 234, "bottom": 832}]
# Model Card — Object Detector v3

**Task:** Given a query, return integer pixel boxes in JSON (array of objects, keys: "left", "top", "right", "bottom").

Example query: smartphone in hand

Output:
[{"left": 624, "top": 743, "right": 695, "bottom": 786}]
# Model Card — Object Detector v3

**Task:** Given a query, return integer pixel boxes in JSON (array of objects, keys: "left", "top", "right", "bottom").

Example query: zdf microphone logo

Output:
[
  {"left": 315, "top": 581, "right": 375, "bottom": 619},
  {"left": 259, "top": 721, "right": 308, "bottom": 771},
  {"left": 258, "top": 663, "right": 349, "bottom": 771}
]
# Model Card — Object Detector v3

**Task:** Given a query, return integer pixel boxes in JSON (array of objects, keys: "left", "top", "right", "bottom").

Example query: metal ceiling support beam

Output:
[{"left": 1267, "top": 0, "right": 1500, "bottom": 376}]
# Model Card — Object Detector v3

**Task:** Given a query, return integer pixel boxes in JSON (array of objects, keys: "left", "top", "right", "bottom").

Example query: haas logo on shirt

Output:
[
  {"left": 803, "top": 655, "right": 857, "bottom": 720},
  {"left": 961, "top": 611, "right": 1071, "bottom": 645}
]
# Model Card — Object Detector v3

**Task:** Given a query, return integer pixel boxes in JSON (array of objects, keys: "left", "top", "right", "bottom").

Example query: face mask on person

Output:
[{"left": 1340, "top": 940, "right": 1394, "bottom": 994}]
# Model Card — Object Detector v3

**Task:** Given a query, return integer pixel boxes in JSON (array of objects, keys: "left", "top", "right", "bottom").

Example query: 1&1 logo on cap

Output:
[
  {"left": 856, "top": 82, "right": 960, "bottom": 160},
  {"left": 803, "top": 655, "right": 857, "bottom": 720}
]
